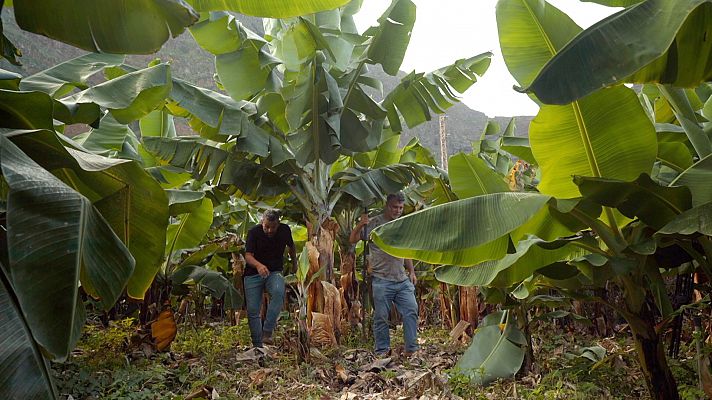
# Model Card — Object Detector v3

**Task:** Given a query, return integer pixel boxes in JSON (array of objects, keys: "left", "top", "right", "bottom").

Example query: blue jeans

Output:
[
  {"left": 372, "top": 276, "right": 419, "bottom": 354},
  {"left": 244, "top": 272, "right": 285, "bottom": 347}
]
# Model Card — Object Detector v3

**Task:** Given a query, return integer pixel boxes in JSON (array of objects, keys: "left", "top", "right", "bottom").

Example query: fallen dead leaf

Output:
[
  {"left": 360, "top": 357, "right": 392, "bottom": 372},
  {"left": 249, "top": 368, "right": 274, "bottom": 386}
]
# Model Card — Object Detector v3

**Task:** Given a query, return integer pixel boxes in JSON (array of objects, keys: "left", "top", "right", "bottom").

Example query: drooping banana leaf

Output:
[
  {"left": 140, "top": 109, "right": 176, "bottom": 138},
  {"left": 13, "top": 0, "right": 198, "bottom": 54},
  {"left": 382, "top": 53, "right": 492, "bottom": 132},
  {"left": 7, "top": 129, "right": 168, "bottom": 300},
  {"left": 372, "top": 192, "right": 551, "bottom": 265},
  {"left": 62, "top": 63, "right": 172, "bottom": 124},
  {"left": 520, "top": 0, "right": 712, "bottom": 104},
  {"left": 1, "top": 135, "right": 134, "bottom": 359},
  {"left": 448, "top": 153, "right": 510, "bottom": 198},
  {"left": 0, "top": 268, "right": 57, "bottom": 399},
  {"left": 19, "top": 53, "right": 125, "bottom": 98},
  {"left": 143, "top": 136, "right": 229, "bottom": 184}
]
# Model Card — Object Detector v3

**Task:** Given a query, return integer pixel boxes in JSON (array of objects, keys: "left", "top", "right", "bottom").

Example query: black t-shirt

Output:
[{"left": 244, "top": 223, "right": 294, "bottom": 276}]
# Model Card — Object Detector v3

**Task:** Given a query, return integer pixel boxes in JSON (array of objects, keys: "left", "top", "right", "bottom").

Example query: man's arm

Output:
[
  {"left": 349, "top": 213, "right": 369, "bottom": 244},
  {"left": 405, "top": 258, "right": 417, "bottom": 284},
  {"left": 245, "top": 252, "right": 269, "bottom": 277}
]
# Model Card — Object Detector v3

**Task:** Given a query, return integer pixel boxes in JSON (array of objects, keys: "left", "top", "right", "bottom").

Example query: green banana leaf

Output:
[
  {"left": 658, "top": 202, "right": 712, "bottom": 236},
  {"left": 670, "top": 153, "right": 712, "bottom": 206},
  {"left": 364, "top": 0, "right": 416, "bottom": 76},
  {"left": 456, "top": 311, "right": 526, "bottom": 385},
  {"left": 497, "top": 0, "right": 657, "bottom": 199},
  {"left": 167, "top": 189, "right": 206, "bottom": 216},
  {"left": 448, "top": 153, "right": 510, "bottom": 198},
  {"left": 0, "top": 68, "right": 21, "bottom": 90},
  {"left": 1, "top": 135, "right": 134, "bottom": 359},
  {"left": 574, "top": 174, "right": 692, "bottom": 229},
  {"left": 383, "top": 53, "right": 492, "bottom": 132},
  {"left": 62, "top": 63, "right": 172, "bottom": 124},
  {"left": 166, "top": 197, "right": 214, "bottom": 255},
  {"left": 0, "top": 89, "right": 54, "bottom": 129},
  {"left": 19, "top": 53, "right": 125, "bottom": 98},
  {"left": 0, "top": 269, "right": 57, "bottom": 399},
  {"left": 436, "top": 235, "right": 585, "bottom": 287},
  {"left": 581, "top": 0, "right": 643, "bottom": 5},
  {"left": 140, "top": 109, "right": 176, "bottom": 138},
  {"left": 334, "top": 163, "right": 421, "bottom": 203},
  {"left": 185, "top": 0, "right": 350, "bottom": 17},
  {"left": 13, "top": 0, "right": 198, "bottom": 54},
  {"left": 521, "top": 0, "right": 712, "bottom": 104},
  {"left": 72, "top": 114, "right": 140, "bottom": 159},
  {"left": 372, "top": 193, "right": 551, "bottom": 265},
  {"left": 8, "top": 129, "right": 168, "bottom": 300},
  {"left": 143, "top": 136, "right": 229, "bottom": 183}
]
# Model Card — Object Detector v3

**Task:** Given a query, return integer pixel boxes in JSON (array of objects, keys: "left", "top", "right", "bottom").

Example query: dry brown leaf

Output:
[
  {"left": 151, "top": 308, "right": 177, "bottom": 351},
  {"left": 322, "top": 280, "right": 342, "bottom": 341},
  {"left": 249, "top": 368, "right": 273, "bottom": 386},
  {"left": 335, "top": 363, "right": 352, "bottom": 384},
  {"left": 360, "top": 357, "right": 392, "bottom": 372},
  {"left": 310, "top": 312, "right": 337, "bottom": 347}
]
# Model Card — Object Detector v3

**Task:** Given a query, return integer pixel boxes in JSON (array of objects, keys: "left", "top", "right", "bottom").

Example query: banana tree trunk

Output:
[
  {"left": 459, "top": 286, "right": 479, "bottom": 332},
  {"left": 439, "top": 282, "right": 452, "bottom": 329},
  {"left": 624, "top": 298, "right": 680, "bottom": 399}
]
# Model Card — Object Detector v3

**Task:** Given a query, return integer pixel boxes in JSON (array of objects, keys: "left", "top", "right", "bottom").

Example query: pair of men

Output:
[{"left": 244, "top": 194, "right": 419, "bottom": 356}]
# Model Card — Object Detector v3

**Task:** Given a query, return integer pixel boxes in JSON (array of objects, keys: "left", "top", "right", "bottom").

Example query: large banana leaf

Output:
[
  {"left": 185, "top": 0, "right": 350, "bottom": 17},
  {"left": 1, "top": 135, "right": 134, "bottom": 359},
  {"left": 143, "top": 136, "right": 229, "bottom": 184},
  {"left": 139, "top": 109, "right": 176, "bottom": 138},
  {"left": 167, "top": 189, "right": 206, "bottom": 216},
  {"left": 497, "top": 0, "right": 657, "bottom": 199},
  {"left": 73, "top": 114, "right": 140, "bottom": 159},
  {"left": 521, "top": 0, "right": 712, "bottom": 104},
  {"left": 334, "top": 163, "right": 421, "bottom": 203},
  {"left": 8, "top": 129, "right": 168, "bottom": 300},
  {"left": 0, "top": 269, "right": 57, "bottom": 399},
  {"left": 19, "top": 53, "right": 125, "bottom": 98},
  {"left": 371, "top": 193, "right": 551, "bottom": 265},
  {"left": 13, "top": 0, "right": 198, "bottom": 54},
  {"left": 62, "top": 63, "right": 172, "bottom": 124},
  {"left": 456, "top": 311, "right": 526, "bottom": 385},
  {"left": 171, "top": 265, "right": 242, "bottom": 308},
  {"left": 383, "top": 53, "right": 492, "bottom": 132}
]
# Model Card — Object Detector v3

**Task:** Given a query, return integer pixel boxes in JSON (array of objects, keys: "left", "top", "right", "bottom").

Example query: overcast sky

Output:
[{"left": 353, "top": 0, "right": 620, "bottom": 117}]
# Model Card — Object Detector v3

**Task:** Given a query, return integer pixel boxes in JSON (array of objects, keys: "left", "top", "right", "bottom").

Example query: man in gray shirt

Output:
[{"left": 349, "top": 192, "right": 419, "bottom": 356}]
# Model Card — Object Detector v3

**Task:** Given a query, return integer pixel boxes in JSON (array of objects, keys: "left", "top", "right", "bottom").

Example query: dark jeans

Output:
[{"left": 244, "top": 272, "right": 285, "bottom": 347}]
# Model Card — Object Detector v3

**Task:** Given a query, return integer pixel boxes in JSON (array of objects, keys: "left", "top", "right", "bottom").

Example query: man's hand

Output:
[
  {"left": 257, "top": 264, "right": 270, "bottom": 277},
  {"left": 359, "top": 213, "right": 369, "bottom": 227},
  {"left": 409, "top": 270, "right": 418, "bottom": 285}
]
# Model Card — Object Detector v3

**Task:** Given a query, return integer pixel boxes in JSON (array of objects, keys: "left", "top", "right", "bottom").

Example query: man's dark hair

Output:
[
  {"left": 386, "top": 192, "right": 406, "bottom": 204},
  {"left": 263, "top": 209, "right": 281, "bottom": 222}
]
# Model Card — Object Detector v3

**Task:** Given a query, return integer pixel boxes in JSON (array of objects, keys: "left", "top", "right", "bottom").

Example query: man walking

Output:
[
  {"left": 350, "top": 192, "right": 419, "bottom": 356},
  {"left": 244, "top": 210, "right": 297, "bottom": 348}
]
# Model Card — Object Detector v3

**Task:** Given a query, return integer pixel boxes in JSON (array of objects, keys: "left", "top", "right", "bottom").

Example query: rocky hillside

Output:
[{"left": 2, "top": 12, "right": 532, "bottom": 159}]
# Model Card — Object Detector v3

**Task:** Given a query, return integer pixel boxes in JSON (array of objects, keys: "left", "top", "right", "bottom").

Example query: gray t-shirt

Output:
[{"left": 367, "top": 214, "right": 408, "bottom": 282}]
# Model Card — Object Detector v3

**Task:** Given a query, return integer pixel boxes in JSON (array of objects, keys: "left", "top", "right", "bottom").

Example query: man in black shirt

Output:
[{"left": 244, "top": 210, "right": 297, "bottom": 347}]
